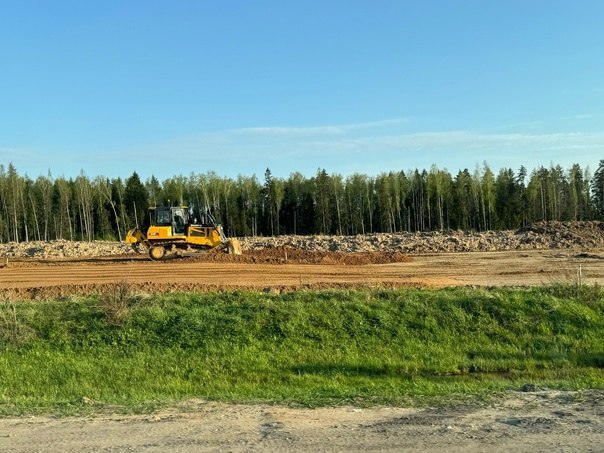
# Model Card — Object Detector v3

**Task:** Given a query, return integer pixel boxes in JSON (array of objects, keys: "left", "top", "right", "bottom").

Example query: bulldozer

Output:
[{"left": 125, "top": 206, "right": 242, "bottom": 260}]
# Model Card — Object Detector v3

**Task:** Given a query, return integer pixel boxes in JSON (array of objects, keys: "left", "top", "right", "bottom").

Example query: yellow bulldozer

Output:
[{"left": 125, "top": 206, "right": 242, "bottom": 260}]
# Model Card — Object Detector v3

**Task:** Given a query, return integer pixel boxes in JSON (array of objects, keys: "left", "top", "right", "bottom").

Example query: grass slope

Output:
[{"left": 0, "top": 286, "right": 602, "bottom": 414}]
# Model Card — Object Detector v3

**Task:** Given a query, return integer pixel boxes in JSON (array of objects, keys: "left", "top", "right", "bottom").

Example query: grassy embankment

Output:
[{"left": 0, "top": 285, "right": 602, "bottom": 414}]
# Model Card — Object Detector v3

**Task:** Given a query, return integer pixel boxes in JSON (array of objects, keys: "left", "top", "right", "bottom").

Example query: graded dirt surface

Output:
[
  {"left": 0, "top": 248, "right": 603, "bottom": 300},
  {"left": 1, "top": 390, "right": 602, "bottom": 452}
]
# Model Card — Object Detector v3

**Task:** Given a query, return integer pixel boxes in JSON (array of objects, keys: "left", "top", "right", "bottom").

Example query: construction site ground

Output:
[
  {"left": 1, "top": 220, "right": 604, "bottom": 300},
  {"left": 1, "top": 221, "right": 603, "bottom": 451},
  {"left": 0, "top": 248, "right": 603, "bottom": 301}
]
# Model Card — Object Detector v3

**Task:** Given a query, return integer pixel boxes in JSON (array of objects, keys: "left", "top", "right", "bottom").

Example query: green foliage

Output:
[
  {"left": 0, "top": 161, "right": 601, "bottom": 242},
  {"left": 0, "top": 287, "right": 602, "bottom": 414},
  {"left": 543, "top": 282, "right": 604, "bottom": 308},
  {"left": 0, "top": 302, "right": 36, "bottom": 347},
  {"left": 99, "top": 281, "right": 143, "bottom": 326},
  {"left": 124, "top": 172, "right": 149, "bottom": 229},
  {"left": 593, "top": 160, "right": 604, "bottom": 219}
]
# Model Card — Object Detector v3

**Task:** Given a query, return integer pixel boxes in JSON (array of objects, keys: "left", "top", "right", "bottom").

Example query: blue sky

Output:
[{"left": 1, "top": 1, "right": 602, "bottom": 181}]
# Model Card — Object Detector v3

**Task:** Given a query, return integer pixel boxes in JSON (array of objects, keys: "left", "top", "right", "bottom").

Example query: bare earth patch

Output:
[
  {"left": 0, "top": 390, "right": 602, "bottom": 452},
  {"left": 0, "top": 248, "right": 602, "bottom": 300}
]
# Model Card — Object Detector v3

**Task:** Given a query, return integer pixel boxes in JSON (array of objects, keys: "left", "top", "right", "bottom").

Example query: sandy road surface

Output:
[
  {"left": 0, "top": 249, "right": 603, "bottom": 299},
  {"left": 1, "top": 390, "right": 602, "bottom": 452}
]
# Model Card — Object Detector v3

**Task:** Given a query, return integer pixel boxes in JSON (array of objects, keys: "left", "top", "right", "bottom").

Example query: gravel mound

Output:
[
  {"left": 240, "top": 221, "right": 604, "bottom": 254},
  {"left": 0, "top": 240, "right": 133, "bottom": 259},
  {"left": 0, "top": 221, "right": 601, "bottom": 260}
]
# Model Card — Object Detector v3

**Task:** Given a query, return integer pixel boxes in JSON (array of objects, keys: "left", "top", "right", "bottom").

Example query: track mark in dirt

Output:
[
  {"left": 500, "top": 416, "right": 559, "bottom": 430},
  {"left": 259, "top": 420, "right": 295, "bottom": 443},
  {"left": 575, "top": 253, "right": 604, "bottom": 260}
]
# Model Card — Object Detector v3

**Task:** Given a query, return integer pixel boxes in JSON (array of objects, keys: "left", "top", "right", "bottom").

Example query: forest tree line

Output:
[{"left": 1, "top": 160, "right": 603, "bottom": 243}]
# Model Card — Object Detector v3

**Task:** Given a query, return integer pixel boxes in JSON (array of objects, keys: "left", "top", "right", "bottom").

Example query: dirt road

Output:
[
  {"left": 1, "top": 249, "right": 603, "bottom": 300},
  {"left": 1, "top": 390, "right": 602, "bottom": 452}
]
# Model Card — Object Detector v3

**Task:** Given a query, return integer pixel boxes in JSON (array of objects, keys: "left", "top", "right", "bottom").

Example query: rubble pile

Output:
[
  {"left": 0, "top": 240, "right": 132, "bottom": 259},
  {"left": 0, "top": 221, "right": 601, "bottom": 259},
  {"left": 240, "top": 221, "right": 604, "bottom": 253}
]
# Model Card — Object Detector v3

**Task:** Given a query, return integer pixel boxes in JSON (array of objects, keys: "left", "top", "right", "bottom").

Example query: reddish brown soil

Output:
[
  {"left": 188, "top": 246, "right": 413, "bottom": 265},
  {"left": 1, "top": 247, "right": 603, "bottom": 300}
]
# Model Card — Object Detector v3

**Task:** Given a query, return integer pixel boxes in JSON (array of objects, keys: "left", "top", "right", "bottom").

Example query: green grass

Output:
[{"left": 0, "top": 286, "right": 602, "bottom": 414}]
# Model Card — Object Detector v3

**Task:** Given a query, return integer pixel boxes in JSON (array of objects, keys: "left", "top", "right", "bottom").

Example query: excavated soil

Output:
[
  {"left": 0, "top": 221, "right": 603, "bottom": 300},
  {"left": 187, "top": 246, "right": 413, "bottom": 265}
]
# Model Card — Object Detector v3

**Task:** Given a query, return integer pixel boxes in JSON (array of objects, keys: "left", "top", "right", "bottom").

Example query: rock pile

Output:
[
  {"left": 240, "top": 221, "right": 604, "bottom": 254},
  {"left": 0, "top": 221, "right": 601, "bottom": 259},
  {"left": 0, "top": 240, "right": 133, "bottom": 259}
]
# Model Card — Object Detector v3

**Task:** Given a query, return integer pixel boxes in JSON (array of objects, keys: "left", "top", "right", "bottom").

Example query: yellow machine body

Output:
[{"left": 125, "top": 206, "right": 241, "bottom": 260}]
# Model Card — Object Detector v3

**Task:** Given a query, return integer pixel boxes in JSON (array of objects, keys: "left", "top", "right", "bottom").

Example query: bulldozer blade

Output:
[{"left": 226, "top": 239, "right": 243, "bottom": 255}]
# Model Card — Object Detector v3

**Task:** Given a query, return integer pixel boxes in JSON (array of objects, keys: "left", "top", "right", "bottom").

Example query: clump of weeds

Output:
[
  {"left": 0, "top": 301, "right": 35, "bottom": 347},
  {"left": 99, "top": 280, "right": 142, "bottom": 326}
]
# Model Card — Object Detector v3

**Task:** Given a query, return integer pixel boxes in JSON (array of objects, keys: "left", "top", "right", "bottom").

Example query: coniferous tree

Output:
[
  {"left": 592, "top": 160, "right": 604, "bottom": 219},
  {"left": 314, "top": 169, "right": 332, "bottom": 234},
  {"left": 124, "top": 172, "right": 149, "bottom": 229},
  {"left": 494, "top": 168, "right": 523, "bottom": 229}
]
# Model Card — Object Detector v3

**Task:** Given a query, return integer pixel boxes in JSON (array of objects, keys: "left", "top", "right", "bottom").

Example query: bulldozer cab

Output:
[{"left": 151, "top": 206, "right": 188, "bottom": 236}]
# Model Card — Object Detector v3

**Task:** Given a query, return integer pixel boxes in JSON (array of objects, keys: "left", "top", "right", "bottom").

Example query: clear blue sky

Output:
[{"left": 1, "top": 0, "right": 603, "bottom": 181}]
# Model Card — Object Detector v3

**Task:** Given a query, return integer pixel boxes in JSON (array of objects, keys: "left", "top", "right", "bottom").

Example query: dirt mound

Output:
[
  {"left": 0, "top": 239, "right": 132, "bottom": 259},
  {"left": 517, "top": 221, "right": 604, "bottom": 248},
  {"left": 241, "top": 221, "right": 604, "bottom": 254},
  {"left": 186, "top": 246, "right": 412, "bottom": 265}
]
